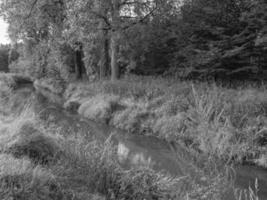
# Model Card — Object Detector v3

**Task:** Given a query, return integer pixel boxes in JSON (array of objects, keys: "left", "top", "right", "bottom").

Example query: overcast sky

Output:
[{"left": 0, "top": 17, "right": 10, "bottom": 44}]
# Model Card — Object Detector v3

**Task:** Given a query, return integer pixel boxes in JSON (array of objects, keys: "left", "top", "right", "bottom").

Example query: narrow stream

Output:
[{"left": 9, "top": 86, "right": 267, "bottom": 199}]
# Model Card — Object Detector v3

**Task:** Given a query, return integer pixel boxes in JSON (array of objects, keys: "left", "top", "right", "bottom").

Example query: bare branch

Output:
[
  {"left": 91, "top": 10, "right": 111, "bottom": 28},
  {"left": 121, "top": 6, "right": 157, "bottom": 31}
]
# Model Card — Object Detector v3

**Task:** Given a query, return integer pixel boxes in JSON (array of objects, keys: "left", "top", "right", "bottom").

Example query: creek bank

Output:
[
  {"left": 34, "top": 78, "right": 65, "bottom": 95},
  {"left": 35, "top": 77, "right": 267, "bottom": 169},
  {"left": 30, "top": 80, "right": 267, "bottom": 199},
  {"left": 0, "top": 72, "right": 33, "bottom": 89},
  {"left": 0, "top": 87, "right": 184, "bottom": 200},
  {"left": 5, "top": 76, "right": 262, "bottom": 200}
]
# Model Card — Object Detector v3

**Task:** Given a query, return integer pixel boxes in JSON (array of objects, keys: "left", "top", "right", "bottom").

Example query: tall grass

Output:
[
  {"left": 66, "top": 76, "right": 267, "bottom": 165},
  {"left": 234, "top": 179, "right": 259, "bottom": 200},
  {"left": 1, "top": 74, "right": 263, "bottom": 199},
  {"left": 0, "top": 154, "right": 63, "bottom": 200}
]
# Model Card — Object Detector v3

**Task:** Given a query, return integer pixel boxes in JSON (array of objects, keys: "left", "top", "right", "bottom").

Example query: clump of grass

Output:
[
  {"left": 112, "top": 106, "right": 152, "bottom": 133},
  {"left": 54, "top": 136, "right": 192, "bottom": 200},
  {"left": 5, "top": 122, "right": 63, "bottom": 165},
  {"left": 234, "top": 179, "right": 259, "bottom": 200},
  {"left": 0, "top": 73, "right": 15, "bottom": 112},
  {"left": 34, "top": 77, "right": 66, "bottom": 95},
  {"left": 0, "top": 108, "right": 63, "bottom": 165},
  {"left": 154, "top": 113, "right": 187, "bottom": 141},
  {"left": 78, "top": 94, "right": 121, "bottom": 123},
  {"left": 0, "top": 154, "right": 63, "bottom": 200},
  {"left": 0, "top": 73, "right": 16, "bottom": 88},
  {"left": 0, "top": 106, "right": 36, "bottom": 149}
]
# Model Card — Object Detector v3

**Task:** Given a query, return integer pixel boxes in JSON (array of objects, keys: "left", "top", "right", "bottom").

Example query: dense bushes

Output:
[
  {"left": 121, "top": 0, "right": 267, "bottom": 79},
  {"left": 166, "top": 0, "right": 267, "bottom": 80}
]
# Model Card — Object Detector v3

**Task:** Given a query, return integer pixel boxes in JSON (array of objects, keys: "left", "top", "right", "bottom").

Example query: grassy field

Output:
[{"left": 0, "top": 73, "right": 261, "bottom": 199}]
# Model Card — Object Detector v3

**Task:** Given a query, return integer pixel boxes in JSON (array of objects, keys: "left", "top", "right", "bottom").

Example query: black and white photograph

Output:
[{"left": 0, "top": 0, "right": 266, "bottom": 199}]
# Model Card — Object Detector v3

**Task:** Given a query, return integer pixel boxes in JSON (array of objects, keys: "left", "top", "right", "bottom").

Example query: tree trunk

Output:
[
  {"left": 99, "top": 23, "right": 109, "bottom": 79},
  {"left": 104, "top": 34, "right": 109, "bottom": 76},
  {"left": 111, "top": 0, "right": 120, "bottom": 81},
  {"left": 111, "top": 31, "right": 119, "bottom": 81},
  {"left": 75, "top": 44, "right": 84, "bottom": 80}
]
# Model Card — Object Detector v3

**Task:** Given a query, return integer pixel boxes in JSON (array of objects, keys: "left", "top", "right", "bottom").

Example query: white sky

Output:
[{"left": 0, "top": 17, "right": 10, "bottom": 44}]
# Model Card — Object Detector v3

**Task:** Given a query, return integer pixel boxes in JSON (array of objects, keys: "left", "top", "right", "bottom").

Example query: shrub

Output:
[
  {"left": 5, "top": 122, "right": 63, "bottom": 164},
  {"left": 0, "top": 109, "right": 63, "bottom": 164},
  {"left": 112, "top": 106, "right": 152, "bottom": 133},
  {"left": 78, "top": 95, "right": 121, "bottom": 123},
  {"left": 34, "top": 77, "right": 66, "bottom": 95},
  {"left": 154, "top": 113, "right": 187, "bottom": 141}
]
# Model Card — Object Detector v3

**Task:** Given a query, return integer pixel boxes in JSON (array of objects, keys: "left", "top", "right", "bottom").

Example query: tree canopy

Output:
[{"left": 1, "top": 0, "right": 266, "bottom": 81}]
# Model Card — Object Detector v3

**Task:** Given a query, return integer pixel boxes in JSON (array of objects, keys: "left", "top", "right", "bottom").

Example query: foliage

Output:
[
  {"left": 168, "top": 0, "right": 267, "bottom": 79},
  {"left": 2, "top": 0, "right": 267, "bottom": 79}
]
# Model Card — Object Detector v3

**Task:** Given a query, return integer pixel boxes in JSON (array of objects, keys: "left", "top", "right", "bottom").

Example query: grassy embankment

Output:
[
  {"left": 63, "top": 76, "right": 267, "bottom": 167},
  {"left": 0, "top": 73, "right": 260, "bottom": 200}
]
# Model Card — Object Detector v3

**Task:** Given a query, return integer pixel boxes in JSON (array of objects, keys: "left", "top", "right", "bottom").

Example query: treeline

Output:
[{"left": 1, "top": 0, "right": 266, "bottom": 81}]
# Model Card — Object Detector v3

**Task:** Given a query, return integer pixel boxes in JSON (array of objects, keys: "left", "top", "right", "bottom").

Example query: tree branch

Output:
[
  {"left": 121, "top": 6, "right": 157, "bottom": 31},
  {"left": 25, "top": 0, "right": 38, "bottom": 19},
  {"left": 91, "top": 10, "right": 111, "bottom": 28}
]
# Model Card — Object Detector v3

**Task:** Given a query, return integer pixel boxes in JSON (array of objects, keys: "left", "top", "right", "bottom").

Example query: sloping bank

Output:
[
  {"left": 0, "top": 73, "right": 33, "bottom": 89},
  {"left": 0, "top": 76, "right": 207, "bottom": 200},
  {"left": 35, "top": 76, "right": 267, "bottom": 168}
]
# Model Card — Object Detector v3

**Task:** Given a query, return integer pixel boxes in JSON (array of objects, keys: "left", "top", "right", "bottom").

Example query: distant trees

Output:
[
  {"left": 169, "top": 0, "right": 267, "bottom": 80},
  {"left": 1, "top": 0, "right": 266, "bottom": 81}
]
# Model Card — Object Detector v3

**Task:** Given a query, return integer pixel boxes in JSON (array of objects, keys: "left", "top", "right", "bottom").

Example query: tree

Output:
[
  {"left": 0, "top": 44, "right": 10, "bottom": 72},
  {"left": 1, "top": 0, "right": 72, "bottom": 78},
  {"left": 168, "top": 0, "right": 256, "bottom": 79},
  {"left": 110, "top": 0, "right": 120, "bottom": 81},
  {"left": 65, "top": 0, "right": 163, "bottom": 81}
]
